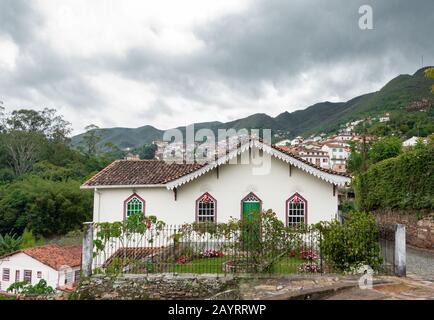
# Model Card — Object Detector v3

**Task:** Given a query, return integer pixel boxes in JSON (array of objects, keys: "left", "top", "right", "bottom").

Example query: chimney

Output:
[{"left": 125, "top": 153, "right": 140, "bottom": 161}]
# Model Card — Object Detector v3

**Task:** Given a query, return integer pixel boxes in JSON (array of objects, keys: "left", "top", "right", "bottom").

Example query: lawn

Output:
[
  {"left": 0, "top": 294, "right": 16, "bottom": 300},
  {"left": 168, "top": 256, "right": 233, "bottom": 274},
  {"left": 269, "top": 256, "right": 304, "bottom": 274},
  {"left": 165, "top": 255, "right": 304, "bottom": 274}
]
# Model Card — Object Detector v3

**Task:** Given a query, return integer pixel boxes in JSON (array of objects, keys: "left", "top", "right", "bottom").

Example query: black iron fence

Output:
[
  {"left": 91, "top": 223, "right": 323, "bottom": 275},
  {"left": 378, "top": 223, "right": 396, "bottom": 275}
]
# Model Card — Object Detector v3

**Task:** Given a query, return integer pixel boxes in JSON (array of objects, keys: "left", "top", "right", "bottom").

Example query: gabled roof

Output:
[
  {"left": 81, "top": 138, "right": 351, "bottom": 190},
  {"left": 82, "top": 160, "right": 205, "bottom": 187},
  {"left": 0, "top": 245, "right": 82, "bottom": 270}
]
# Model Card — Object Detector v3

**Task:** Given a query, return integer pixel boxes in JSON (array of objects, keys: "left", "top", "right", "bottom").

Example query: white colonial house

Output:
[
  {"left": 297, "top": 148, "right": 330, "bottom": 169},
  {"left": 81, "top": 139, "right": 351, "bottom": 226},
  {"left": 0, "top": 245, "right": 81, "bottom": 292},
  {"left": 321, "top": 143, "right": 349, "bottom": 167},
  {"left": 402, "top": 136, "right": 427, "bottom": 147}
]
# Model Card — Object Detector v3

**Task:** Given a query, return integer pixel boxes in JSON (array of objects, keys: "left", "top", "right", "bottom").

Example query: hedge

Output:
[{"left": 355, "top": 142, "right": 434, "bottom": 210}]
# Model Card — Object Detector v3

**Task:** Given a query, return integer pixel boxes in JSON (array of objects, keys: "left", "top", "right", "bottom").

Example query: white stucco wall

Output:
[
  {"left": 0, "top": 253, "right": 58, "bottom": 291},
  {"left": 93, "top": 150, "right": 339, "bottom": 226},
  {"left": 0, "top": 253, "right": 80, "bottom": 292}
]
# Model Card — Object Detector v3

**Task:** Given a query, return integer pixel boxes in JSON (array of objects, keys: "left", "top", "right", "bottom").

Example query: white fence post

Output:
[
  {"left": 82, "top": 222, "right": 94, "bottom": 277},
  {"left": 394, "top": 224, "right": 406, "bottom": 277}
]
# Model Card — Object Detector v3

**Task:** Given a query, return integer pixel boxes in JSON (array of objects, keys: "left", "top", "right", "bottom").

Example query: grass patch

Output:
[
  {"left": 269, "top": 256, "right": 304, "bottom": 274},
  {"left": 165, "top": 255, "right": 304, "bottom": 274},
  {"left": 0, "top": 294, "right": 16, "bottom": 300},
  {"left": 168, "top": 256, "right": 233, "bottom": 274}
]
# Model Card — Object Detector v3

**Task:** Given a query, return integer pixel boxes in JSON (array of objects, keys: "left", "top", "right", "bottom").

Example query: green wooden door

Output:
[
  {"left": 242, "top": 201, "right": 261, "bottom": 250},
  {"left": 242, "top": 202, "right": 260, "bottom": 220}
]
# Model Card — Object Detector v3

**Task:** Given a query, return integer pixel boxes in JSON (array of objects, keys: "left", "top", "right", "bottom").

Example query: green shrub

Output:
[
  {"left": 0, "top": 233, "right": 22, "bottom": 256},
  {"left": 0, "top": 176, "right": 93, "bottom": 236},
  {"left": 7, "top": 279, "right": 55, "bottom": 295},
  {"left": 318, "top": 212, "right": 382, "bottom": 272},
  {"left": 355, "top": 141, "right": 434, "bottom": 210}
]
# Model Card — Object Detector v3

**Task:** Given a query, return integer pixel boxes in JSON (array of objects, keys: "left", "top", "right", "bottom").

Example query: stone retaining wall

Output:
[
  {"left": 376, "top": 210, "right": 434, "bottom": 249},
  {"left": 74, "top": 274, "right": 240, "bottom": 300}
]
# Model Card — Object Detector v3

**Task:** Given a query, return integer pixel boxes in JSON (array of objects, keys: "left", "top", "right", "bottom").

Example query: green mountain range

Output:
[{"left": 72, "top": 67, "right": 434, "bottom": 150}]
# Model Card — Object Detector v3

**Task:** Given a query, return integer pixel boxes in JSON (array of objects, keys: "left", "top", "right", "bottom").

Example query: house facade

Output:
[
  {"left": 81, "top": 140, "right": 351, "bottom": 226},
  {"left": 0, "top": 245, "right": 81, "bottom": 292}
]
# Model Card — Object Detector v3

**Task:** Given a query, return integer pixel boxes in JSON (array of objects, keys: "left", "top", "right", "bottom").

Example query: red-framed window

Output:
[
  {"left": 195, "top": 192, "right": 217, "bottom": 223},
  {"left": 286, "top": 193, "right": 308, "bottom": 226},
  {"left": 23, "top": 270, "right": 32, "bottom": 283},
  {"left": 123, "top": 193, "right": 145, "bottom": 219},
  {"left": 2, "top": 268, "right": 10, "bottom": 281}
]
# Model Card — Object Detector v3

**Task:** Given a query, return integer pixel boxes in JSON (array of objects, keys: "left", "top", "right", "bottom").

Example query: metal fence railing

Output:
[
  {"left": 90, "top": 223, "right": 323, "bottom": 275},
  {"left": 378, "top": 223, "right": 396, "bottom": 275}
]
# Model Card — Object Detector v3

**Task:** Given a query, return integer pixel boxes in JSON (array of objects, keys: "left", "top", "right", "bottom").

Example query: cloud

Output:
[{"left": 0, "top": 0, "right": 433, "bottom": 134}]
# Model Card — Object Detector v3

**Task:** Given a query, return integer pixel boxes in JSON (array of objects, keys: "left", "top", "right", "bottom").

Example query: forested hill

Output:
[{"left": 72, "top": 67, "right": 434, "bottom": 150}]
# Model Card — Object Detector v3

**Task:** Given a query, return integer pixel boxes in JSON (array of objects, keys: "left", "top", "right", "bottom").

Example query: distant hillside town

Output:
[{"left": 138, "top": 111, "right": 429, "bottom": 175}]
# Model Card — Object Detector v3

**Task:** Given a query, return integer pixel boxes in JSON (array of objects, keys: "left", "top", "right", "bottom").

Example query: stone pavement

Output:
[
  {"left": 238, "top": 275, "right": 361, "bottom": 300},
  {"left": 237, "top": 274, "right": 434, "bottom": 300},
  {"left": 320, "top": 274, "right": 434, "bottom": 300}
]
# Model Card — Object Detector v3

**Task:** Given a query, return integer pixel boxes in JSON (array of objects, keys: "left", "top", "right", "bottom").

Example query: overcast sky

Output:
[{"left": 1, "top": 0, "right": 433, "bottom": 135}]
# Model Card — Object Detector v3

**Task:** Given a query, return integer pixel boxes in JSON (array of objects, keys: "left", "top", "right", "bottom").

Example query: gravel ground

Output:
[{"left": 406, "top": 246, "right": 434, "bottom": 280}]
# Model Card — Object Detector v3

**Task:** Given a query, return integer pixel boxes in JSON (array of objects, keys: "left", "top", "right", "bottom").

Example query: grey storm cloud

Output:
[
  {"left": 103, "top": 0, "right": 434, "bottom": 104},
  {"left": 0, "top": 0, "right": 103, "bottom": 110},
  {"left": 0, "top": 0, "right": 433, "bottom": 132}
]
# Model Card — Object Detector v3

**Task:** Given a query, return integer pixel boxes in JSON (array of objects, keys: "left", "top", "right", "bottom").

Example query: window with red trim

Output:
[
  {"left": 286, "top": 193, "right": 307, "bottom": 226},
  {"left": 196, "top": 193, "right": 216, "bottom": 222},
  {"left": 125, "top": 195, "right": 144, "bottom": 217}
]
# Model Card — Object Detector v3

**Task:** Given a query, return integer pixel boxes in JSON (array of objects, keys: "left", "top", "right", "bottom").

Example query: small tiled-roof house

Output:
[
  {"left": 81, "top": 138, "right": 351, "bottom": 226},
  {"left": 0, "top": 245, "right": 82, "bottom": 292}
]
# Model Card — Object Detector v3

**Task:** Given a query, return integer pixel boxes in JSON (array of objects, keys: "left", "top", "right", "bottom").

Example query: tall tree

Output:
[
  {"left": 82, "top": 124, "right": 103, "bottom": 155},
  {"left": 1, "top": 131, "right": 45, "bottom": 176},
  {"left": 425, "top": 67, "right": 434, "bottom": 92},
  {"left": 368, "top": 136, "right": 402, "bottom": 164},
  {"left": 6, "top": 108, "right": 72, "bottom": 142}
]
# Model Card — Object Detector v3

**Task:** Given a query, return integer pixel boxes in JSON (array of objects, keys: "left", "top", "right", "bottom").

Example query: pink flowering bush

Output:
[
  {"left": 300, "top": 249, "right": 319, "bottom": 261},
  {"left": 199, "top": 249, "right": 225, "bottom": 258},
  {"left": 298, "top": 262, "right": 321, "bottom": 273},
  {"left": 175, "top": 256, "right": 191, "bottom": 264}
]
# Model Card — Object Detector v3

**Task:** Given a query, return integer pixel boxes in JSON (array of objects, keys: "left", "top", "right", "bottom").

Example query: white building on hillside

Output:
[
  {"left": 403, "top": 136, "right": 427, "bottom": 147},
  {"left": 275, "top": 139, "right": 291, "bottom": 147},
  {"left": 0, "top": 245, "right": 81, "bottom": 292},
  {"left": 321, "top": 143, "right": 350, "bottom": 168},
  {"left": 297, "top": 148, "right": 330, "bottom": 169}
]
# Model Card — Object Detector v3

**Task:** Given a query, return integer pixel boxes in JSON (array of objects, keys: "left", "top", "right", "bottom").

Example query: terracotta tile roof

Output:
[
  {"left": 1, "top": 245, "right": 82, "bottom": 270},
  {"left": 103, "top": 247, "right": 163, "bottom": 267},
  {"left": 82, "top": 160, "right": 205, "bottom": 187}
]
